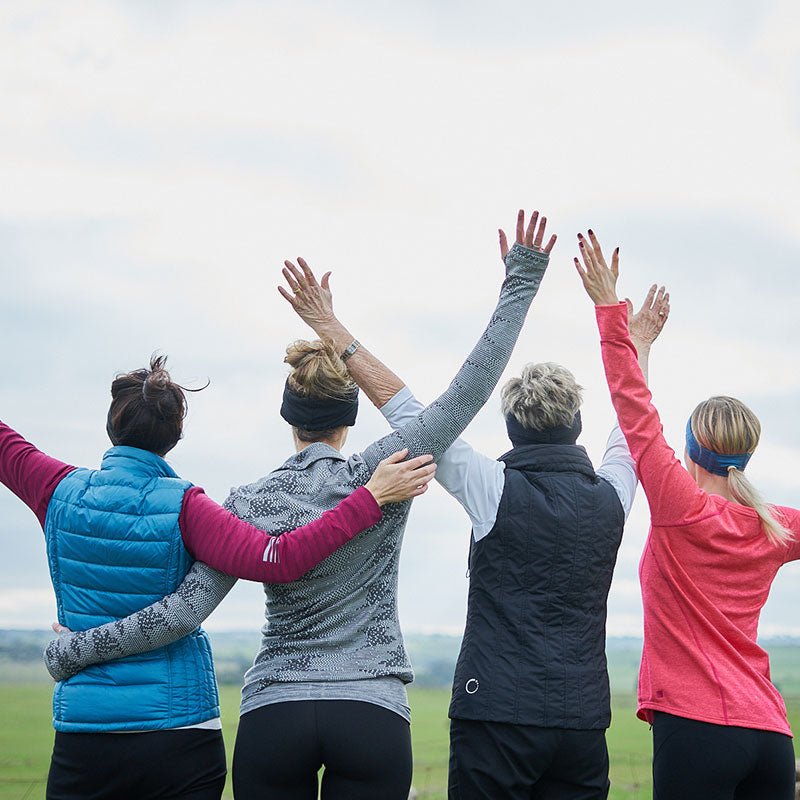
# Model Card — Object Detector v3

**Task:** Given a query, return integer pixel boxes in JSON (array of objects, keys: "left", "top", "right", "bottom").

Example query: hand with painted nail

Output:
[
  {"left": 574, "top": 230, "right": 620, "bottom": 306},
  {"left": 499, "top": 209, "right": 557, "bottom": 267}
]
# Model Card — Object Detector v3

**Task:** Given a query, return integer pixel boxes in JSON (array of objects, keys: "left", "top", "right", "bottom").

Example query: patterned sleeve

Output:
[
  {"left": 359, "top": 243, "right": 549, "bottom": 474},
  {"left": 43, "top": 562, "right": 236, "bottom": 682}
]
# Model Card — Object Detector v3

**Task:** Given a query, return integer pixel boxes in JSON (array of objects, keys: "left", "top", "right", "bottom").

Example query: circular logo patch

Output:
[{"left": 465, "top": 678, "right": 480, "bottom": 695}]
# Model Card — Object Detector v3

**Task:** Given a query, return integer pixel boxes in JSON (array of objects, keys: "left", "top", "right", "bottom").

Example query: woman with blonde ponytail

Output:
[{"left": 577, "top": 231, "right": 800, "bottom": 800}]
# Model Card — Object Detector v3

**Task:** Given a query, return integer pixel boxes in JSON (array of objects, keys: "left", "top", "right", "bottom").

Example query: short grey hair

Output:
[{"left": 500, "top": 362, "right": 583, "bottom": 431}]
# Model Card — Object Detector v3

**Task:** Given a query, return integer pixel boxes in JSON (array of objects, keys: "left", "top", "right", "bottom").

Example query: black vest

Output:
[{"left": 449, "top": 443, "right": 625, "bottom": 729}]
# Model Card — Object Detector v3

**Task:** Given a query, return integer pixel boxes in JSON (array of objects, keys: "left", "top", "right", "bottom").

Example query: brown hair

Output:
[
  {"left": 107, "top": 354, "right": 204, "bottom": 456},
  {"left": 285, "top": 339, "right": 356, "bottom": 443},
  {"left": 690, "top": 396, "right": 792, "bottom": 547}
]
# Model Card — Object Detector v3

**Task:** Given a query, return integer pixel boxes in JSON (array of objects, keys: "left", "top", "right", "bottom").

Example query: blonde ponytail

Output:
[
  {"left": 726, "top": 466, "right": 792, "bottom": 546},
  {"left": 691, "top": 397, "right": 793, "bottom": 547}
]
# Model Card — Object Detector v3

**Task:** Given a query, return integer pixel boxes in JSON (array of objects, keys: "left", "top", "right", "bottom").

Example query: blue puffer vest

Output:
[{"left": 45, "top": 446, "right": 219, "bottom": 732}]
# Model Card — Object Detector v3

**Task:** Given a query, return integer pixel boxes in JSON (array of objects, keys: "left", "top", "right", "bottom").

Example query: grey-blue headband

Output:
[{"left": 685, "top": 418, "right": 751, "bottom": 476}]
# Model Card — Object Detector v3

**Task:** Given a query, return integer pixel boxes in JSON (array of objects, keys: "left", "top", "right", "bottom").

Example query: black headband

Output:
[
  {"left": 280, "top": 380, "right": 359, "bottom": 430},
  {"left": 505, "top": 410, "right": 582, "bottom": 447}
]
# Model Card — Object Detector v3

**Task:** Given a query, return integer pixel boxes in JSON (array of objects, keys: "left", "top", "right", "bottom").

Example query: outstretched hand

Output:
[
  {"left": 574, "top": 230, "right": 619, "bottom": 305},
  {"left": 627, "top": 285, "right": 670, "bottom": 351},
  {"left": 499, "top": 209, "right": 557, "bottom": 262},
  {"left": 278, "top": 257, "right": 337, "bottom": 334}
]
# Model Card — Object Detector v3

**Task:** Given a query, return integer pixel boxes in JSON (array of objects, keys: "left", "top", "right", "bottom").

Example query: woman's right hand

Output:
[
  {"left": 627, "top": 284, "right": 670, "bottom": 353},
  {"left": 364, "top": 449, "right": 437, "bottom": 505},
  {"left": 498, "top": 209, "right": 557, "bottom": 264},
  {"left": 278, "top": 256, "right": 337, "bottom": 335}
]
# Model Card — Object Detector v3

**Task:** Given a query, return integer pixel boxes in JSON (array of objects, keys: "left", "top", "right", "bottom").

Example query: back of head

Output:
[
  {"left": 107, "top": 355, "right": 188, "bottom": 457},
  {"left": 501, "top": 362, "right": 583, "bottom": 445},
  {"left": 284, "top": 339, "right": 358, "bottom": 443},
  {"left": 690, "top": 396, "right": 791, "bottom": 546}
]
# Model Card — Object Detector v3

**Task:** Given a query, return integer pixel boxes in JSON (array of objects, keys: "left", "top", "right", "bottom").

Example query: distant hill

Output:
[{"left": 4, "top": 630, "right": 800, "bottom": 695}]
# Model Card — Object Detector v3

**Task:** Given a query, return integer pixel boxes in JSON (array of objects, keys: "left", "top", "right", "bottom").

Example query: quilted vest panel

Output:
[
  {"left": 449, "top": 443, "right": 625, "bottom": 729},
  {"left": 45, "top": 446, "right": 219, "bottom": 732}
]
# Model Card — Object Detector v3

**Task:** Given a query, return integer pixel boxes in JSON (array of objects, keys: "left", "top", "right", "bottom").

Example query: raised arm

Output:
[
  {"left": 575, "top": 230, "right": 706, "bottom": 525},
  {"left": 44, "top": 561, "right": 236, "bottom": 681},
  {"left": 282, "top": 209, "right": 554, "bottom": 471}
]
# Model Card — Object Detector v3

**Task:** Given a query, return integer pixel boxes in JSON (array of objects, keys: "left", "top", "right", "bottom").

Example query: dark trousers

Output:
[
  {"left": 233, "top": 700, "right": 413, "bottom": 800},
  {"left": 46, "top": 728, "right": 227, "bottom": 800},
  {"left": 652, "top": 711, "right": 796, "bottom": 800},
  {"left": 448, "top": 718, "right": 610, "bottom": 799}
]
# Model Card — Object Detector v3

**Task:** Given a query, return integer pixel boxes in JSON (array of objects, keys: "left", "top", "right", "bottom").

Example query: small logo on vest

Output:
[{"left": 465, "top": 678, "right": 479, "bottom": 695}]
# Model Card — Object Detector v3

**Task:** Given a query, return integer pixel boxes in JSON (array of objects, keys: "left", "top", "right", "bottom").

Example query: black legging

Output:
[
  {"left": 652, "top": 711, "right": 796, "bottom": 800},
  {"left": 233, "top": 700, "right": 412, "bottom": 800},
  {"left": 46, "top": 728, "right": 226, "bottom": 800}
]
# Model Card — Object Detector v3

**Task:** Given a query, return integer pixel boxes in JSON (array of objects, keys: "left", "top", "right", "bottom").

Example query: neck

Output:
[
  {"left": 292, "top": 428, "right": 347, "bottom": 453},
  {"left": 695, "top": 471, "right": 734, "bottom": 501}
]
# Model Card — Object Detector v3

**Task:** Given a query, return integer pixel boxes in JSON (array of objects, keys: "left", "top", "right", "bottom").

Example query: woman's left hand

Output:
[
  {"left": 278, "top": 257, "right": 337, "bottom": 334},
  {"left": 574, "top": 230, "right": 620, "bottom": 306}
]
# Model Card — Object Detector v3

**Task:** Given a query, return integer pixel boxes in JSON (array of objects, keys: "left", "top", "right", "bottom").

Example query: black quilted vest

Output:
[{"left": 449, "top": 443, "right": 625, "bottom": 729}]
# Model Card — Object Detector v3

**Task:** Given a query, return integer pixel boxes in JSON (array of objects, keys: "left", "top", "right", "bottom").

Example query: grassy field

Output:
[{"left": 1, "top": 685, "right": 799, "bottom": 800}]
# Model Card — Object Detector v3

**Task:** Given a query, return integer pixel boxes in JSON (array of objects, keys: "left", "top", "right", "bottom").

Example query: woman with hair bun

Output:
[
  {"left": 576, "top": 231, "right": 800, "bottom": 800},
  {"left": 2, "top": 354, "right": 434, "bottom": 800}
]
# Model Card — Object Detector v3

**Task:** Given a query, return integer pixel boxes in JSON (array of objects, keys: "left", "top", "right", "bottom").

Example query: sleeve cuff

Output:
[
  {"left": 595, "top": 301, "right": 629, "bottom": 339},
  {"left": 351, "top": 486, "right": 383, "bottom": 526},
  {"left": 380, "top": 386, "right": 414, "bottom": 420}
]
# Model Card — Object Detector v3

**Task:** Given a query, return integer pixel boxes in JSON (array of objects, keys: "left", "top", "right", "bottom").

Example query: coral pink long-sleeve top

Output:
[
  {"left": 0, "top": 420, "right": 382, "bottom": 584},
  {"left": 596, "top": 302, "right": 800, "bottom": 736}
]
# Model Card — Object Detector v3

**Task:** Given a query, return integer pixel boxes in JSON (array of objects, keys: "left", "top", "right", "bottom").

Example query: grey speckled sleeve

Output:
[
  {"left": 360, "top": 242, "right": 549, "bottom": 473},
  {"left": 43, "top": 562, "right": 236, "bottom": 682}
]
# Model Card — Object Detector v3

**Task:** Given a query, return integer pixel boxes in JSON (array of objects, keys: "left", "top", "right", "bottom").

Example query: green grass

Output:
[{"left": 1, "top": 685, "right": 798, "bottom": 800}]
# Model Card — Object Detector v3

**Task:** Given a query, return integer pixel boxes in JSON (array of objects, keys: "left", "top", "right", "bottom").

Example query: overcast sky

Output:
[{"left": 1, "top": 0, "right": 799, "bottom": 639}]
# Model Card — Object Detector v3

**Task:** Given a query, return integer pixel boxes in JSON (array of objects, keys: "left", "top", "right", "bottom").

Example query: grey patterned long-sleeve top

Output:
[
  {"left": 44, "top": 243, "right": 548, "bottom": 689},
  {"left": 228, "top": 243, "right": 548, "bottom": 698}
]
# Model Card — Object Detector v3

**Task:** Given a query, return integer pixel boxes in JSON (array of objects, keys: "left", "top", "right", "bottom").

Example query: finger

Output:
[
  {"left": 382, "top": 448, "right": 409, "bottom": 464},
  {"left": 516, "top": 209, "right": 525, "bottom": 244},
  {"left": 297, "top": 257, "right": 318, "bottom": 287},
  {"left": 543, "top": 234, "right": 557, "bottom": 254},
  {"left": 410, "top": 463, "right": 437, "bottom": 479},
  {"left": 404, "top": 453, "right": 435, "bottom": 470},
  {"left": 610, "top": 247, "right": 619, "bottom": 278},
  {"left": 654, "top": 285, "right": 666, "bottom": 310},
  {"left": 573, "top": 257, "right": 589, "bottom": 284},
  {"left": 533, "top": 216, "right": 547, "bottom": 249},
  {"left": 587, "top": 229, "right": 605, "bottom": 265},
  {"left": 281, "top": 267, "right": 301, "bottom": 293},
  {"left": 277, "top": 285, "right": 298, "bottom": 305},
  {"left": 409, "top": 483, "right": 429, "bottom": 497},
  {"left": 640, "top": 284, "right": 657, "bottom": 313},
  {"left": 578, "top": 240, "right": 595, "bottom": 273},
  {"left": 321, "top": 271, "right": 332, "bottom": 291},
  {"left": 524, "top": 210, "right": 539, "bottom": 248},
  {"left": 499, "top": 229, "right": 509, "bottom": 261},
  {"left": 284, "top": 260, "right": 306, "bottom": 287},
  {"left": 625, "top": 298, "right": 634, "bottom": 317}
]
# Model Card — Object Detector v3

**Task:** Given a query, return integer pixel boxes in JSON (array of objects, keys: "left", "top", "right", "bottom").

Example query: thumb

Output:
[
  {"left": 625, "top": 298, "right": 633, "bottom": 316},
  {"left": 498, "top": 229, "right": 509, "bottom": 261}
]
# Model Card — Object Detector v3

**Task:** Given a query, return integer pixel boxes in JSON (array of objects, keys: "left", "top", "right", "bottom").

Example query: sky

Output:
[{"left": 0, "top": 0, "right": 799, "bottom": 638}]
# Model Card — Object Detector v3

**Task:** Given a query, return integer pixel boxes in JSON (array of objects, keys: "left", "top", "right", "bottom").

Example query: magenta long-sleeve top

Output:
[
  {"left": 0, "top": 421, "right": 382, "bottom": 583},
  {"left": 596, "top": 302, "right": 800, "bottom": 736}
]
